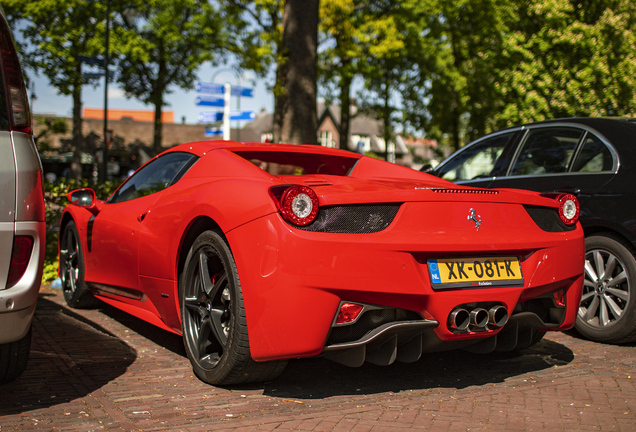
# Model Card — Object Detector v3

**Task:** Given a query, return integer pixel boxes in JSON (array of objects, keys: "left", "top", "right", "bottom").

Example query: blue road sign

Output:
[
  {"left": 205, "top": 126, "right": 223, "bottom": 137},
  {"left": 230, "top": 110, "right": 256, "bottom": 121},
  {"left": 195, "top": 96, "right": 224, "bottom": 107},
  {"left": 195, "top": 81, "right": 225, "bottom": 94},
  {"left": 79, "top": 55, "right": 105, "bottom": 67},
  {"left": 196, "top": 81, "right": 254, "bottom": 98},
  {"left": 230, "top": 86, "right": 254, "bottom": 98},
  {"left": 198, "top": 111, "right": 224, "bottom": 123},
  {"left": 82, "top": 72, "right": 104, "bottom": 79}
]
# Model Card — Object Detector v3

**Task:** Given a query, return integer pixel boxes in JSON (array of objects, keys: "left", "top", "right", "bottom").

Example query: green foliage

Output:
[
  {"left": 34, "top": 116, "right": 69, "bottom": 153},
  {"left": 3, "top": 0, "right": 110, "bottom": 94},
  {"left": 117, "top": 0, "right": 227, "bottom": 153},
  {"left": 496, "top": 0, "right": 636, "bottom": 126},
  {"left": 399, "top": 0, "right": 515, "bottom": 152},
  {"left": 364, "top": 151, "right": 384, "bottom": 160},
  {"left": 217, "top": 0, "right": 284, "bottom": 79},
  {"left": 42, "top": 179, "right": 118, "bottom": 284}
]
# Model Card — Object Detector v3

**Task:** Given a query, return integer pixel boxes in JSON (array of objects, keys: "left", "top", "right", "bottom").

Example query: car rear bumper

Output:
[
  {"left": 0, "top": 221, "right": 45, "bottom": 344},
  {"left": 227, "top": 203, "right": 585, "bottom": 362}
]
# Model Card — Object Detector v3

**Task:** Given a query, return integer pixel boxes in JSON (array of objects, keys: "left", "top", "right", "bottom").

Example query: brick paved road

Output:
[{"left": 1, "top": 287, "right": 635, "bottom": 431}]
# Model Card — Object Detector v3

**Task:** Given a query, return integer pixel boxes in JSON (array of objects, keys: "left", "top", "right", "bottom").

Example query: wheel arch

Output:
[
  {"left": 57, "top": 210, "right": 77, "bottom": 259},
  {"left": 583, "top": 224, "right": 636, "bottom": 255},
  {"left": 176, "top": 216, "right": 223, "bottom": 286},
  {"left": 58, "top": 211, "right": 75, "bottom": 239}
]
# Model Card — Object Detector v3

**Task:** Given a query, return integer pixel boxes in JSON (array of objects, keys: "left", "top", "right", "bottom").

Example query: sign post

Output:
[
  {"left": 195, "top": 80, "right": 254, "bottom": 141},
  {"left": 223, "top": 83, "right": 231, "bottom": 140}
]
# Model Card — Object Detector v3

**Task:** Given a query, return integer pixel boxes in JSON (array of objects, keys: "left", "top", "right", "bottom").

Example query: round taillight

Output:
[
  {"left": 280, "top": 186, "right": 319, "bottom": 226},
  {"left": 557, "top": 193, "right": 580, "bottom": 225}
]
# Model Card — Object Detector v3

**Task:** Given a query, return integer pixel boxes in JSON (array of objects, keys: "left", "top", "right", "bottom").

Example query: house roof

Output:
[
  {"left": 241, "top": 104, "right": 384, "bottom": 139},
  {"left": 317, "top": 103, "right": 381, "bottom": 136}
]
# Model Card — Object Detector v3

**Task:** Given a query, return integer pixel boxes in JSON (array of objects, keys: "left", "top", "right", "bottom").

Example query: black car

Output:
[{"left": 426, "top": 117, "right": 636, "bottom": 344}]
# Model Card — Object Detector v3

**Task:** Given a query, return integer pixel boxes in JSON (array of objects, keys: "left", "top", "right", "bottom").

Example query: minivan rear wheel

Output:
[{"left": 0, "top": 326, "right": 31, "bottom": 384}]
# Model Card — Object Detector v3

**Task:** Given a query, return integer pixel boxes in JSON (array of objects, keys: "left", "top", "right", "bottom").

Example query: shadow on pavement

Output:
[
  {"left": 96, "top": 302, "right": 187, "bottom": 357},
  {"left": 80, "top": 295, "right": 576, "bottom": 399},
  {"left": 256, "top": 338, "right": 574, "bottom": 399},
  {"left": 0, "top": 294, "right": 137, "bottom": 416},
  {"left": 1, "top": 291, "right": 575, "bottom": 411}
]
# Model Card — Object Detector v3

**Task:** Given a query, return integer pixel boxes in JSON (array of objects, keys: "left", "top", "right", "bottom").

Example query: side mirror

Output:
[
  {"left": 420, "top": 164, "right": 433, "bottom": 173},
  {"left": 67, "top": 189, "right": 101, "bottom": 214}
]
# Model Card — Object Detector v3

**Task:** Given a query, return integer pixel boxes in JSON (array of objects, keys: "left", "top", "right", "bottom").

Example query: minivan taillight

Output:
[
  {"left": 7, "top": 236, "right": 33, "bottom": 288},
  {"left": 0, "top": 16, "right": 31, "bottom": 134}
]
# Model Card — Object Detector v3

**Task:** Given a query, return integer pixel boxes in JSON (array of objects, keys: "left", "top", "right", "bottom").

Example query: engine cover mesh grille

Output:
[
  {"left": 298, "top": 204, "right": 401, "bottom": 233},
  {"left": 524, "top": 205, "right": 576, "bottom": 232}
]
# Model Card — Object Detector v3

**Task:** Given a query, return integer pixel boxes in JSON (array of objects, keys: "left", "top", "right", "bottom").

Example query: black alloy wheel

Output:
[
  {"left": 59, "top": 221, "right": 99, "bottom": 309},
  {"left": 180, "top": 230, "right": 286, "bottom": 385},
  {"left": 576, "top": 234, "right": 636, "bottom": 343}
]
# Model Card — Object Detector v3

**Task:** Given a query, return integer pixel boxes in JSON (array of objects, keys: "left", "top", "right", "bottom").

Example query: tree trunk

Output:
[
  {"left": 280, "top": 0, "right": 319, "bottom": 145},
  {"left": 339, "top": 73, "right": 352, "bottom": 151},
  {"left": 451, "top": 90, "right": 461, "bottom": 152},
  {"left": 152, "top": 91, "right": 164, "bottom": 156},
  {"left": 382, "top": 71, "right": 392, "bottom": 161},
  {"left": 71, "top": 75, "right": 83, "bottom": 182},
  {"left": 272, "top": 61, "right": 287, "bottom": 143}
]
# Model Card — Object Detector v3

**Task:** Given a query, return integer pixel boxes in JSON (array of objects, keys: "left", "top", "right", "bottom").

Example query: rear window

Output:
[
  {"left": 233, "top": 150, "right": 358, "bottom": 176},
  {"left": 0, "top": 18, "right": 11, "bottom": 130}
]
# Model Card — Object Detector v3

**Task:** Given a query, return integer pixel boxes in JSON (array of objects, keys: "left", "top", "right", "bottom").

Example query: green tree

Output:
[
  {"left": 355, "top": 1, "right": 421, "bottom": 160},
  {"left": 217, "top": 0, "right": 285, "bottom": 140},
  {"left": 4, "top": 0, "right": 113, "bottom": 180},
  {"left": 219, "top": 0, "right": 320, "bottom": 145},
  {"left": 319, "top": 0, "right": 366, "bottom": 150},
  {"left": 497, "top": 0, "right": 636, "bottom": 126},
  {"left": 402, "top": 0, "right": 513, "bottom": 152},
  {"left": 116, "top": 0, "right": 225, "bottom": 154}
]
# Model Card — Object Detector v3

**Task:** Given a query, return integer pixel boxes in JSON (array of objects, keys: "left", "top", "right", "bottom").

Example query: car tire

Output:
[
  {"left": 575, "top": 234, "right": 636, "bottom": 343},
  {"left": 0, "top": 326, "right": 31, "bottom": 384},
  {"left": 60, "top": 221, "right": 100, "bottom": 309},
  {"left": 180, "top": 230, "right": 287, "bottom": 385}
]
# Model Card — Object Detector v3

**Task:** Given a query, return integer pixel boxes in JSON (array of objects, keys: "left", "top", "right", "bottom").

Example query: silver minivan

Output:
[{"left": 0, "top": 5, "right": 45, "bottom": 383}]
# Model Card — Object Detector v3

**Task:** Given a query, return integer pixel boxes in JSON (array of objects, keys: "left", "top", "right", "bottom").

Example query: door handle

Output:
[{"left": 138, "top": 212, "right": 147, "bottom": 223}]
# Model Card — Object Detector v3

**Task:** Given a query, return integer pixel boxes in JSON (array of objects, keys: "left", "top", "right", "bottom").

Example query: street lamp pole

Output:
[{"left": 101, "top": 0, "right": 110, "bottom": 182}]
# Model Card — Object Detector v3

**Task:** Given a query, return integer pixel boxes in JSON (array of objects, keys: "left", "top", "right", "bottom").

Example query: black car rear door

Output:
[{"left": 486, "top": 126, "right": 616, "bottom": 206}]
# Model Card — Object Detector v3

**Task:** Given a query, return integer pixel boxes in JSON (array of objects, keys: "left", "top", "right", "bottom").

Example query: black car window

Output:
[
  {"left": 109, "top": 152, "right": 197, "bottom": 204},
  {"left": 571, "top": 133, "right": 613, "bottom": 172},
  {"left": 436, "top": 132, "right": 515, "bottom": 181},
  {"left": 510, "top": 128, "right": 583, "bottom": 176}
]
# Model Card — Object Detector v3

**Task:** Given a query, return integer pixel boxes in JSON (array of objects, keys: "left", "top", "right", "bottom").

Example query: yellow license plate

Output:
[{"left": 428, "top": 256, "right": 523, "bottom": 289}]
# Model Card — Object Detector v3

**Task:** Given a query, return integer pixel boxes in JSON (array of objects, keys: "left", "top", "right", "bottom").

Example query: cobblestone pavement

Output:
[{"left": 1, "top": 287, "right": 635, "bottom": 431}]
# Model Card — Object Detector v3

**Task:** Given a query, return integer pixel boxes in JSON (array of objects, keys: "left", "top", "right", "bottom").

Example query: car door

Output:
[
  {"left": 85, "top": 152, "right": 197, "bottom": 293},
  {"left": 433, "top": 131, "right": 520, "bottom": 188},
  {"left": 487, "top": 126, "right": 617, "bottom": 206}
]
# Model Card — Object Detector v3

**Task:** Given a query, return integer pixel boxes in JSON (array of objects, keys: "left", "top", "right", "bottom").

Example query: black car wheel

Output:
[
  {"left": 0, "top": 326, "right": 31, "bottom": 384},
  {"left": 180, "top": 230, "right": 286, "bottom": 385},
  {"left": 576, "top": 234, "right": 636, "bottom": 343},
  {"left": 60, "top": 221, "right": 99, "bottom": 309}
]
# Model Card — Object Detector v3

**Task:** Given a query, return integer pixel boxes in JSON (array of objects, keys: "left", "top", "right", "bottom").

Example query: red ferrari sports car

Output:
[{"left": 59, "top": 141, "right": 584, "bottom": 385}]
